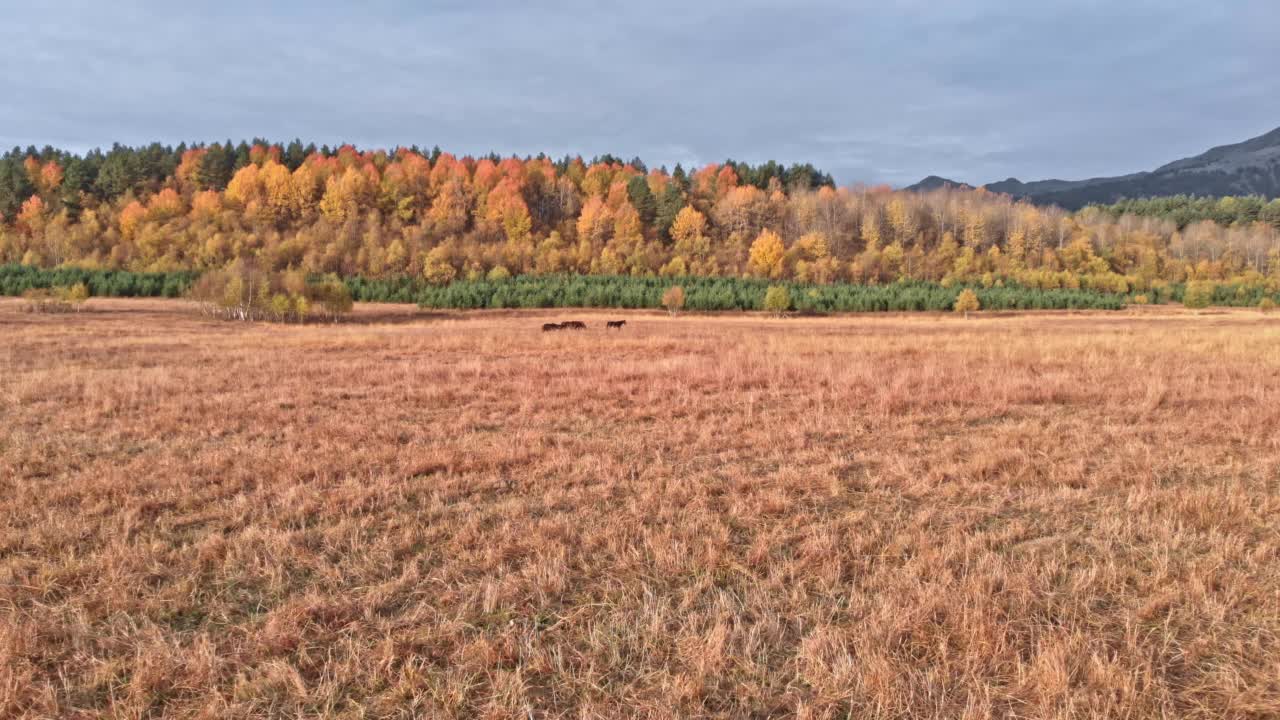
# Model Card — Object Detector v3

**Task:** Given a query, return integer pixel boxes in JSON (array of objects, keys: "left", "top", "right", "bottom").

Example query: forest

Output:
[
  {"left": 2, "top": 141, "right": 1279, "bottom": 304},
  {"left": 1088, "top": 194, "right": 1280, "bottom": 230}
]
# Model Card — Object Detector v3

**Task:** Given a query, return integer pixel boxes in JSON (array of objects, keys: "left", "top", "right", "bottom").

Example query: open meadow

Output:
[{"left": 2, "top": 299, "right": 1279, "bottom": 719}]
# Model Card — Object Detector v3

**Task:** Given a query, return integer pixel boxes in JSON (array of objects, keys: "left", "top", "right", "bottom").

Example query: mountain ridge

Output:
[{"left": 906, "top": 126, "right": 1280, "bottom": 209}]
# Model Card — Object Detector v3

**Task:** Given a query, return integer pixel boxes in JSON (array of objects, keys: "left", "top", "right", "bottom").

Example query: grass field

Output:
[{"left": 3, "top": 299, "right": 1279, "bottom": 719}]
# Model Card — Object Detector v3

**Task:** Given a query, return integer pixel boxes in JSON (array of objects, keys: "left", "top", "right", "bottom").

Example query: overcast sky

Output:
[{"left": 1, "top": 0, "right": 1277, "bottom": 186}]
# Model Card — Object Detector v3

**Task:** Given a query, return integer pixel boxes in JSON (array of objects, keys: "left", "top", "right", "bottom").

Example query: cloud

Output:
[{"left": 1, "top": 0, "right": 1277, "bottom": 185}]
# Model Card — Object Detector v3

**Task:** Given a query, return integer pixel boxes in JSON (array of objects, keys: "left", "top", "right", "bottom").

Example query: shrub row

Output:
[
  {"left": 19, "top": 284, "right": 90, "bottom": 314},
  {"left": 1156, "top": 282, "right": 1280, "bottom": 308},
  {"left": 24, "top": 265, "right": 1279, "bottom": 312},
  {"left": 410, "top": 275, "right": 1127, "bottom": 312},
  {"left": 0, "top": 264, "right": 197, "bottom": 298},
  {"left": 188, "top": 263, "right": 353, "bottom": 322}
]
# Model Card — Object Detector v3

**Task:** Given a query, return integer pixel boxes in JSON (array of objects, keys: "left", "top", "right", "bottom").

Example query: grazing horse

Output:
[
  {"left": 561, "top": 321, "right": 587, "bottom": 330},
  {"left": 541, "top": 322, "right": 563, "bottom": 332},
  {"left": 606, "top": 320, "right": 626, "bottom": 329}
]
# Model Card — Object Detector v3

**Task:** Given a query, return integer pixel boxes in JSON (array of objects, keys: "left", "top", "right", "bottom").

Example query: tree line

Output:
[
  {"left": 0, "top": 142, "right": 831, "bottom": 224},
  {"left": 0, "top": 263, "right": 1127, "bottom": 312},
  {"left": 1087, "top": 195, "right": 1280, "bottom": 231},
  {"left": 0, "top": 264, "right": 194, "bottom": 298},
  {"left": 1, "top": 141, "right": 1279, "bottom": 304},
  {"left": 412, "top": 275, "right": 1126, "bottom": 312},
  {"left": 9, "top": 263, "right": 1280, "bottom": 313}
]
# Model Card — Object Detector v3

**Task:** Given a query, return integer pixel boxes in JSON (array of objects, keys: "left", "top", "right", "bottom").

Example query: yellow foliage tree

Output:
[
  {"left": 612, "top": 202, "right": 643, "bottom": 249},
  {"left": 320, "top": 167, "right": 373, "bottom": 224},
  {"left": 763, "top": 285, "right": 790, "bottom": 315},
  {"left": 262, "top": 161, "right": 295, "bottom": 222},
  {"left": 670, "top": 206, "right": 707, "bottom": 248},
  {"left": 748, "top": 228, "right": 785, "bottom": 278},
  {"left": 191, "top": 190, "right": 222, "bottom": 220},
  {"left": 423, "top": 246, "right": 457, "bottom": 285},
  {"left": 576, "top": 195, "right": 612, "bottom": 249},
  {"left": 886, "top": 196, "right": 915, "bottom": 243},
  {"left": 428, "top": 178, "right": 472, "bottom": 236},
  {"left": 290, "top": 162, "right": 324, "bottom": 216},
  {"left": 954, "top": 288, "right": 980, "bottom": 316},
  {"left": 660, "top": 255, "right": 688, "bottom": 277},
  {"left": 225, "top": 164, "right": 262, "bottom": 208}
]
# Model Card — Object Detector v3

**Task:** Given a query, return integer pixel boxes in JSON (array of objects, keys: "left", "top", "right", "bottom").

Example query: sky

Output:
[{"left": 1, "top": 0, "right": 1277, "bottom": 187}]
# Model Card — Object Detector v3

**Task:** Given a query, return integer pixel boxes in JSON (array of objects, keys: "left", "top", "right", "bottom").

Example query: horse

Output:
[
  {"left": 561, "top": 321, "right": 587, "bottom": 330},
  {"left": 606, "top": 320, "right": 626, "bottom": 329},
  {"left": 541, "top": 322, "right": 563, "bottom": 332}
]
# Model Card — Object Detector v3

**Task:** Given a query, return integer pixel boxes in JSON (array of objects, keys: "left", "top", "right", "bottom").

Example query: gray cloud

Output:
[{"left": 0, "top": 0, "right": 1277, "bottom": 186}]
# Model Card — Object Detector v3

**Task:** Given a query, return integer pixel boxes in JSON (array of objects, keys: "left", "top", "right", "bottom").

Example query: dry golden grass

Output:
[{"left": 2, "top": 299, "right": 1279, "bottom": 719}]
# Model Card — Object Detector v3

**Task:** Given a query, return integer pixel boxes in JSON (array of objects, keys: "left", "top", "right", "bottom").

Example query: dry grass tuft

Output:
[{"left": 3, "top": 299, "right": 1279, "bottom": 718}]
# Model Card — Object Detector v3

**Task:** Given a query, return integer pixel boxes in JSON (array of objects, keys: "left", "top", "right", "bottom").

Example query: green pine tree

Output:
[
  {"left": 627, "top": 175, "right": 656, "bottom": 227},
  {"left": 195, "top": 143, "right": 235, "bottom": 191},
  {"left": 654, "top": 183, "right": 686, "bottom": 244}
]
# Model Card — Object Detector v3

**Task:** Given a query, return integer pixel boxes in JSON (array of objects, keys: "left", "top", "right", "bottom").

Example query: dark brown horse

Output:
[
  {"left": 561, "top": 321, "right": 587, "bottom": 330},
  {"left": 541, "top": 323, "right": 563, "bottom": 332},
  {"left": 606, "top": 320, "right": 626, "bottom": 329}
]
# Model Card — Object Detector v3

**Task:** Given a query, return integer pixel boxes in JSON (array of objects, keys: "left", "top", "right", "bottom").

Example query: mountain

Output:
[
  {"left": 903, "top": 175, "right": 973, "bottom": 192},
  {"left": 907, "top": 126, "right": 1280, "bottom": 209}
]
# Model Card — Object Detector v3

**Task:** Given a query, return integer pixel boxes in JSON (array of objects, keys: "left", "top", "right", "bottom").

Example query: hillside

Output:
[
  {"left": 902, "top": 175, "right": 973, "bottom": 193},
  {"left": 3, "top": 140, "right": 1278, "bottom": 297},
  {"left": 909, "top": 126, "right": 1280, "bottom": 209}
]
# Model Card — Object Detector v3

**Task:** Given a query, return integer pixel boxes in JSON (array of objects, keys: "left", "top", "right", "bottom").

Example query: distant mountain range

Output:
[{"left": 906, "top": 126, "right": 1280, "bottom": 209}]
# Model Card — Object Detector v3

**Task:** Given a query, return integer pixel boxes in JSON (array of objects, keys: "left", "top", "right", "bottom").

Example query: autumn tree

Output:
[
  {"left": 534, "top": 231, "right": 568, "bottom": 274},
  {"left": 148, "top": 188, "right": 183, "bottom": 221},
  {"left": 576, "top": 195, "right": 612, "bottom": 250},
  {"left": 261, "top": 161, "right": 295, "bottom": 222},
  {"left": 954, "top": 288, "right": 980, "bottom": 317},
  {"left": 175, "top": 147, "right": 207, "bottom": 190},
  {"left": 659, "top": 256, "right": 688, "bottom": 277},
  {"left": 63, "top": 282, "right": 89, "bottom": 307},
  {"left": 661, "top": 285, "right": 685, "bottom": 315},
  {"left": 225, "top": 164, "right": 262, "bottom": 209},
  {"left": 485, "top": 178, "right": 532, "bottom": 244},
  {"left": 669, "top": 205, "right": 713, "bottom": 274},
  {"left": 610, "top": 201, "right": 645, "bottom": 273},
  {"left": 1183, "top": 281, "right": 1215, "bottom": 309},
  {"left": 34, "top": 160, "right": 63, "bottom": 196},
  {"left": 320, "top": 166, "right": 374, "bottom": 224},
  {"left": 423, "top": 245, "right": 457, "bottom": 285},
  {"left": 792, "top": 231, "right": 837, "bottom": 284},
  {"left": 16, "top": 195, "right": 47, "bottom": 236},
  {"left": 670, "top": 205, "right": 707, "bottom": 250},
  {"left": 886, "top": 196, "right": 916, "bottom": 244},
  {"left": 763, "top": 285, "right": 790, "bottom": 315},
  {"left": 714, "top": 186, "right": 769, "bottom": 240},
  {"left": 748, "top": 228, "right": 785, "bottom": 278}
]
